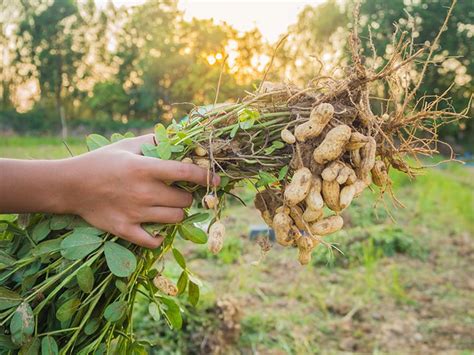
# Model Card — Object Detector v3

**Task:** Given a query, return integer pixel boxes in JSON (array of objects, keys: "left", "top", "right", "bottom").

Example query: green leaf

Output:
[
  {"left": 84, "top": 318, "right": 100, "bottom": 335},
  {"left": 32, "top": 239, "right": 62, "bottom": 258},
  {"left": 0, "top": 250, "right": 16, "bottom": 269},
  {"left": 156, "top": 141, "right": 172, "bottom": 160},
  {"left": 10, "top": 302, "right": 34, "bottom": 346},
  {"left": 19, "top": 337, "right": 40, "bottom": 355},
  {"left": 41, "top": 336, "right": 58, "bottom": 355},
  {"left": 86, "top": 134, "right": 110, "bottom": 151},
  {"left": 104, "top": 300, "right": 127, "bottom": 323},
  {"left": 49, "top": 215, "right": 74, "bottom": 231},
  {"left": 148, "top": 302, "right": 160, "bottom": 322},
  {"left": 188, "top": 281, "right": 200, "bottom": 307},
  {"left": 110, "top": 133, "right": 125, "bottom": 143},
  {"left": 160, "top": 297, "right": 182, "bottom": 329},
  {"left": 230, "top": 124, "right": 239, "bottom": 138},
  {"left": 32, "top": 220, "right": 51, "bottom": 243},
  {"left": 278, "top": 165, "right": 289, "bottom": 180},
  {"left": 170, "top": 144, "right": 184, "bottom": 153},
  {"left": 56, "top": 298, "right": 80, "bottom": 322},
  {"left": 172, "top": 248, "right": 186, "bottom": 269},
  {"left": 0, "top": 334, "right": 17, "bottom": 350},
  {"left": 183, "top": 213, "right": 210, "bottom": 224},
  {"left": 0, "top": 287, "right": 22, "bottom": 311},
  {"left": 76, "top": 266, "right": 94, "bottom": 294},
  {"left": 115, "top": 280, "right": 128, "bottom": 294},
  {"left": 264, "top": 140, "right": 285, "bottom": 155},
  {"left": 147, "top": 269, "right": 159, "bottom": 280},
  {"left": 130, "top": 342, "right": 148, "bottom": 355},
  {"left": 73, "top": 227, "right": 103, "bottom": 235},
  {"left": 60, "top": 232, "right": 103, "bottom": 260},
  {"left": 238, "top": 108, "right": 260, "bottom": 130},
  {"left": 141, "top": 144, "right": 158, "bottom": 158},
  {"left": 154, "top": 124, "right": 169, "bottom": 142},
  {"left": 178, "top": 224, "right": 208, "bottom": 244},
  {"left": 124, "top": 132, "right": 135, "bottom": 138},
  {"left": 256, "top": 171, "right": 278, "bottom": 188},
  {"left": 104, "top": 242, "right": 137, "bottom": 278},
  {"left": 176, "top": 271, "right": 188, "bottom": 296}
]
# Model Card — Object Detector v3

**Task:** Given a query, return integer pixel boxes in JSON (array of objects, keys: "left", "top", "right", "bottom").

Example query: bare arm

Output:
[{"left": 0, "top": 134, "right": 219, "bottom": 248}]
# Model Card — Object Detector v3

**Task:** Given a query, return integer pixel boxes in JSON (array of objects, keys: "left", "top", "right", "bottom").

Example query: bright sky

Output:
[{"left": 101, "top": 0, "right": 322, "bottom": 43}]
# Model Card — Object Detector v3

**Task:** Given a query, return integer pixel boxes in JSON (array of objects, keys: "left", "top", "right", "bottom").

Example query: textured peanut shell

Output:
[
  {"left": 284, "top": 167, "right": 312, "bottom": 206},
  {"left": 194, "top": 145, "right": 207, "bottom": 157},
  {"left": 289, "top": 206, "right": 306, "bottom": 230},
  {"left": 313, "top": 125, "right": 352, "bottom": 164},
  {"left": 305, "top": 176, "right": 324, "bottom": 210},
  {"left": 195, "top": 158, "right": 210, "bottom": 169},
  {"left": 302, "top": 208, "right": 323, "bottom": 223},
  {"left": 281, "top": 129, "right": 296, "bottom": 144},
  {"left": 298, "top": 249, "right": 312, "bottom": 265},
  {"left": 310, "top": 103, "right": 334, "bottom": 123},
  {"left": 153, "top": 275, "right": 178, "bottom": 296},
  {"left": 273, "top": 212, "right": 294, "bottom": 246},
  {"left": 339, "top": 184, "right": 356, "bottom": 209},
  {"left": 261, "top": 210, "right": 273, "bottom": 227},
  {"left": 310, "top": 215, "right": 344, "bottom": 236},
  {"left": 371, "top": 160, "right": 388, "bottom": 186},
  {"left": 321, "top": 161, "right": 344, "bottom": 181},
  {"left": 346, "top": 132, "right": 369, "bottom": 150},
  {"left": 350, "top": 149, "right": 362, "bottom": 168},
  {"left": 296, "top": 235, "right": 314, "bottom": 251},
  {"left": 322, "top": 179, "right": 341, "bottom": 212},
  {"left": 336, "top": 166, "right": 355, "bottom": 185},
  {"left": 208, "top": 221, "right": 225, "bottom": 254},
  {"left": 202, "top": 194, "right": 218, "bottom": 209},
  {"left": 360, "top": 136, "right": 376, "bottom": 174}
]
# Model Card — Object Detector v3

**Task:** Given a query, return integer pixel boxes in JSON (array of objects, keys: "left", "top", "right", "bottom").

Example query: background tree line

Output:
[{"left": 0, "top": 0, "right": 472, "bottom": 147}]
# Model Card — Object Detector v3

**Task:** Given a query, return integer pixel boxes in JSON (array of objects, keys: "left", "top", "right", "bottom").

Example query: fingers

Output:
[
  {"left": 141, "top": 206, "right": 185, "bottom": 224},
  {"left": 120, "top": 224, "right": 164, "bottom": 249},
  {"left": 142, "top": 157, "right": 220, "bottom": 186},
  {"left": 117, "top": 134, "right": 155, "bottom": 154},
  {"left": 152, "top": 183, "right": 193, "bottom": 208}
]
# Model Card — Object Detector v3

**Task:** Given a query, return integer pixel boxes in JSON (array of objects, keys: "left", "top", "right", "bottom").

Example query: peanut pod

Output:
[
  {"left": 313, "top": 125, "right": 352, "bottom": 164},
  {"left": 208, "top": 221, "right": 226, "bottom": 254},
  {"left": 322, "top": 179, "right": 341, "bottom": 212},
  {"left": 281, "top": 129, "right": 296, "bottom": 144},
  {"left": 321, "top": 161, "right": 344, "bottom": 181},
  {"left": 305, "top": 176, "right": 324, "bottom": 210},
  {"left": 284, "top": 167, "right": 312, "bottom": 206},
  {"left": 339, "top": 184, "right": 356, "bottom": 209},
  {"left": 302, "top": 208, "right": 323, "bottom": 223},
  {"left": 273, "top": 211, "right": 294, "bottom": 246},
  {"left": 346, "top": 132, "right": 369, "bottom": 150},
  {"left": 371, "top": 160, "right": 388, "bottom": 187},
  {"left": 310, "top": 215, "right": 344, "bottom": 236}
]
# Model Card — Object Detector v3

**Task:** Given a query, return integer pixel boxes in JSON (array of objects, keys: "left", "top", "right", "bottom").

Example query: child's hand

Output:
[
  {"left": 63, "top": 134, "right": 219, "bottom": 248},
  {"left": 0, "top": 134, "right": 219, "bottom": 248}
]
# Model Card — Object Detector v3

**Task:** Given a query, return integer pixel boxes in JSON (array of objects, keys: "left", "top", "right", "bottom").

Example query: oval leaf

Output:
[
  {"left": 32, "top": 221, "right": 51, "bottom": 243},
  {"left": 104, "top": 300, "right": 127, "bottom": 323},
  {"left": 160, "top": 298, "right": 182, "bottom": 330},
  {"left": 104, "top": 242, "right": 137, "bottom": 278},
  {"left": 148, "top": 302, "right": 160, "bottom": 322},
  {"left": 32, "top": 239, "right": 62, "bottom": 258},
  {"left": 172, "top": 248, "right": 186, "bottom": 269},
  {"left": 56, "top": 298, "right": 80, "bottom": 322},
  {"left": 188, "top": 280, "right": 200, "bottom": 307},
  {"left": 84, "top": 318, "right": 100, "bottom": 335},
  {"left": 178, "top": 224, "right": 207, "bottom": 244},
  {"left": 76, "top": 266, "right": 94, "bottom": 294},
  {"left": 41, "top": 336, "right": 58, "bottom": 355},
  {"left": 49, "top": 215, "right": 74, "bottom": 231},
  {"left": 86, "top": 134, "right": 110, "bottom": 151},
  {"left": 60, "top": 232, "right": 103, "bottom": 260},
  {"left": 10, "top": 302, "right": 34, "bottom": 346},
  {"left": 0, "top": 287, "right": 22, "bottom": 311}
]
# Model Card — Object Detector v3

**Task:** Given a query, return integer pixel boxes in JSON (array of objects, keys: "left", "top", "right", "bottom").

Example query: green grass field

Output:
[{"left": 1, "top": 137, "right": 473, "bottom": 353}]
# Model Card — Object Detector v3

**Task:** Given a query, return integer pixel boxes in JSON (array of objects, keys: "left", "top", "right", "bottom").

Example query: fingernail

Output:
[{"left": 212, "top": 174, "right": 221, "bottom": 186}]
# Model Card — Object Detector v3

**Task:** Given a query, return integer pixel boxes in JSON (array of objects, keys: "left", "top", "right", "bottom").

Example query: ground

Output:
[{"left": 1, "top": 137, "right": 473, "bottom": 354}]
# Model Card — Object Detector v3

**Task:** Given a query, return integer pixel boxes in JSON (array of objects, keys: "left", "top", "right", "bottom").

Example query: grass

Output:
[{"left": 1, "top": 136, "right": 473, "bottom": 353}]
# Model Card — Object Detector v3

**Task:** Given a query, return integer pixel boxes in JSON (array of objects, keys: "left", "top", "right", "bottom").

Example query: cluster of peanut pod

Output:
[{"left": 256, "top": 103, "right": 389, "bottom": 265}]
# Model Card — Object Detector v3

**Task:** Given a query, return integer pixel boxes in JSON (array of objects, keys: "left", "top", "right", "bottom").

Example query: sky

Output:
[{"left": 98, "top": 0, "right": 322, "bottom": 43}]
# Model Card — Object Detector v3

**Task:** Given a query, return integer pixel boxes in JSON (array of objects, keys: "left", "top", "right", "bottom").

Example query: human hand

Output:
[{"left": 61, "top": 134, "right": 219, "bottom": 248}]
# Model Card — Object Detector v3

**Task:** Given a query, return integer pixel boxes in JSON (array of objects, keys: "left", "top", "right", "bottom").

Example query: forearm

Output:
[{"left": 0, "top": 158, "right": 74, "bottom": 214}]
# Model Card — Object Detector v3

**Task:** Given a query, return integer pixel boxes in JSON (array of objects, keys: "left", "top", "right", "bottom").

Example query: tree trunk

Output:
[{"left": 56, "top": 94, "right": 68, "bottom": 139}]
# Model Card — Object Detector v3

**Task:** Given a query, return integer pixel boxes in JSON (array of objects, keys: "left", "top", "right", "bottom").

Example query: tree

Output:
[{"left": 15, "top": 0, "right": 88, "bottom": 138}]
